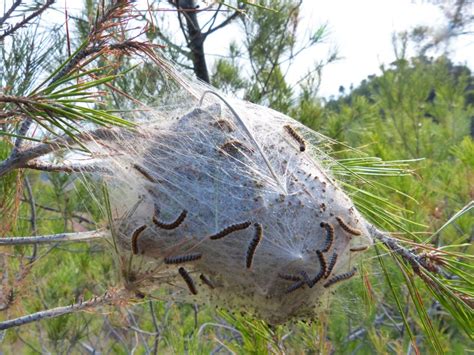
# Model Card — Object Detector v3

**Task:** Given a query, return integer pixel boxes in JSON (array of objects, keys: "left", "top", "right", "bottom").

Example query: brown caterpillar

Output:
[
  {"left": 278, "top": 273, "right": 302, "bottom": 282},
  {"left": 153, "top": 209, "right": 187, "bottom": 230},
  {"left": 220, "top": 140, "right": 253, "bottom": 155},
  {"left": 323, "top": 268, "right": 357, "bottom": 288},
  {"left": 335, "top": 216, "right": 362, "bottom": 236},
  {"left": 284, "top": 124, "right": 306, "bottom": 152},
  {"left": 285, "top": 280, "right": 305, "bottom": 294},
  {"left": 212, "top": 119, "right": 235, "bottom": 132},
  {"left": 324, "top": 253, "right": 338, "bottom": 278},
  {"left": 350, "top": 246, "right": 369, "bottom": 252},
  {"left": 178, "top": 267, "right": 198, "bottom": 295},
  {"left": 306, "top": 250, "right": 327, "bottom": 287},
  {"left": 164, "top": 253, "right": 202, "bottom": 265},
  {"left": 131, "top": 225, "right": 147, "bottom": 255},
  {"left": 133, "top": 164, "right": 157, "bottom": 183},
  {"left": 209, "top": 221, "right": 252, "bottom": 240},
  {"left": 199, "top": 274, "right": 215, "bottom": 289},
  {"left": 246, "top": 223, "right": 263, "bottom": 269},
  {"left": 320, "top": 222, "right": 334, "bottom": 252}
]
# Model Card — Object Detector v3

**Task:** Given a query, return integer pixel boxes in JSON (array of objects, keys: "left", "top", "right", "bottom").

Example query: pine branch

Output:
[
  {"left": 0, "top": 0, "right": 55, "bottom": 41},
  {"left": 0, "top": 289, "right": 120, "bottom": 331},
  {"left": 0, "top": 126, "right": 118, "bottom": 178},
  {"left": 0, "top": 229, "right": 108, "bottom": 245},
  {"left": 0, "top": 0, "right": 22, "bottom": 28}
]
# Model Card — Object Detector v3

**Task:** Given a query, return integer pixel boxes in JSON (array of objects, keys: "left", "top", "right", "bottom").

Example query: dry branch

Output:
[
  {"left": 0, "top": 289, "right": 120, "bottom": 331},
  {"left": 0, "top": 229, "right": 109, "bottom": 246}
]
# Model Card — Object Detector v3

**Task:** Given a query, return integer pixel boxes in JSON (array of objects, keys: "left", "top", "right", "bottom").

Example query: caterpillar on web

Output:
[
  {"left": 133, "top": 164, "right": 157, "bottom": 183},
  {"left": 323, "top": 268, "right": 357, "bottom": 288},
  {"left": 335, "top": 216, "right": 362, "bottom": 236},
  {"left": 209, "top": 221, "right": 252, "bottom": 240},
  {"left": 131, "top": 225, "right": 147, "bottom": 255},
  {"left": 278, "top": 273, "right": 302, "bottom": 282},
  {"left": 306, "top": 250, "right": 327, "bottom": 287},
  {"left": 285, "top": 280, "right": 305, "bottom": 294},
  {"left": 178, "top": 267, "right": 198, "bottom": 295},
  {"left": 199, "top": 274, "right": 215, "bottom": 289},
  {"left": 164, "top": 253, "right": 202, "bottom": 265},
  {"left": 284, "top": 124, "right": 306, "bottom": 152},
  {"left": 219, "top": 140, "right": 253, "bottom": 155},
  {"left": 324, "top": 253, "right": 338, "bottom": 279},
  {"left": 153, "top": 208, "right": 187, "bottom": 230},
  {"left": 350, "top": 246, "right": 369, "bottom": 252},
  {"left": 320, "top": 222, "right": 334, "bottom": 252},
  {"left": 246, "top": 223, "right": 263, "bottom": 269}
]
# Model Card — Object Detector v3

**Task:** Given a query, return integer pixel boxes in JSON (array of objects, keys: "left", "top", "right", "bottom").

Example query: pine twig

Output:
[
  {"left": 0, "top": 229, "right": 108, "bottom": 246},
  {"left": 0, "top": 289, "right": 120, "bottom": 331},
  {"left": 0, "top": 0, "right": 55, "bottom": 41}
]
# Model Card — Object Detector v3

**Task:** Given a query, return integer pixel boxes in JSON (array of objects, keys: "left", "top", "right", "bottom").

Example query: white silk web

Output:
[{"left": 69, "top": 64, "right": 373, "bottom": 325}]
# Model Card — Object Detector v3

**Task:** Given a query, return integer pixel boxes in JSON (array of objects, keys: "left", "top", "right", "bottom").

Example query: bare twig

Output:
[
  {"left": 0, "top": 289, "right": 119, "bottom": 331},
  {"left": 367, "top": 223, "right": 442, "bottom": 275},
  {"left": 22, "top": 176, "right": 38, "bottom": 261},
  {"left": 203, "top": 9, "right": 241, "bottom": 37},
  {"left": 0, "top": 229, "right": 109, "bottom": 246},
  {"left": 19, "top": 198, "right": 95, "bottom": 225},
  {"left": 149, "top": 300, "right": 160, "bottom": 355},
  {"left": 24, "top": 160, "right": 110, "bottom": 174},
  {"left": 0, "top": 127, "right": 117, "bottom": 178},
  {"left": 0, "top": 0, "right": 22, "bottom": 28},
  {"left": 0, "top": 0, "right": 55, "bottom": 41}
]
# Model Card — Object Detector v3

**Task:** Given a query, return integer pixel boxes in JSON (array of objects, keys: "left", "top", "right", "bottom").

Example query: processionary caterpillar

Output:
[
  {"left": 324, "top": 253, "right": 338, "bottom": 278},
  {"left": 153, "top": 209, "right": 188, "bottom": 230},
  {"left": 320, "top": 222, "right": 334, "bottom": 252},
  {"left": 178, "top": 267, "right": 198, "bottom": 295},
  {"left": 306, "top": 250, "right": 327, "bottom": 287},
  {"left": 335, "top": 216, "right": 362, "bottom": 236},
  {"left": 278, "top": 273, "right": 302, "bottom": 282},
  {"left": 246, "top": 223, "right": 263, "bottom": 268},
  {"left": 209, "top": 221, "right": 252, "bottom": 240},
  {"left": 131, "top": 225, "right": 147, "bottom": 255},
  {"left": 133, "top": 164, "right": 157, "bottom": 183},
  {"left": 285, "top": 280, "right": 305, "bottom": 294},
  {"left": 220, "top": 140, "right": 253, "bottom": 155},
  {"left": 199, "top": 274, "right": 215, "bottom": 289},
  {"left": 350, "top": 246, "right": 369, "bottom": 252},
  {"left": 164, "top": 253, "right": 202, "bottom": 264},
  {"left": 323, "top": 268, "right": 357, "bottom": 288},
  {"left": 284, "top": 125, "right": 306, "bottom": 152}
]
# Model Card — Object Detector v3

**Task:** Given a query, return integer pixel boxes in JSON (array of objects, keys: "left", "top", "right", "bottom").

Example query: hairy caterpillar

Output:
[
  {"left": 246, "top": 223, "right": 263, "bottom": 269},
  {"left": 306, "top": 251, "right": 327, "bottom": 287},
  {"left": 133, "top": 164, "right": 157, "bottom": 183},
  {"left": 278, "top": 273, "right": 302, "bottom": 282},
  {"left": 323, "top": 268, "right": 357, "bottom": 288},
  {"left": 153, "top": 209, "right": 188, "bottom": 230},
  {"left": 284, "top": 124, "right": 306, "bottom": 152},
  {"left": 178, "top": 267, "right": 198, "bottom": 295},
  {"left": 350, "top": 246, "right": 369, "bottom": 252},
  {"left": 335, "top": 216, "right": 362, "bottom": 236},
  {"left": 285, "top": 280, "right": 305, "bottom": 294},
  {"left": 324, "top": 253, "right": 338, "bottom": 279},
  {"left": 199, "top": 274, "right": 215, "bottom": 289},
  {"left": 164, "top": 252, "right": 202, "bottom": 265},
  {"left": 320, "top": 222, "right": 334, "bottom": 252},
  {"left": 212, "top": 119, "right": 235, "bottom": 132},
  {"left": 219, "top": 140, "right": 253, "bottom": 155},
  {"left": 209, "top": 221, "right": 252, "bottom": 240},
  {"left": 131, "top": 225, "right": 147, "bottom": 255}
]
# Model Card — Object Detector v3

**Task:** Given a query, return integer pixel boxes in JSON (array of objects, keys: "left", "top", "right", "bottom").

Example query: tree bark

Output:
[{"left": 177, "top": 0, "right": 210, "bottom": 83}]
